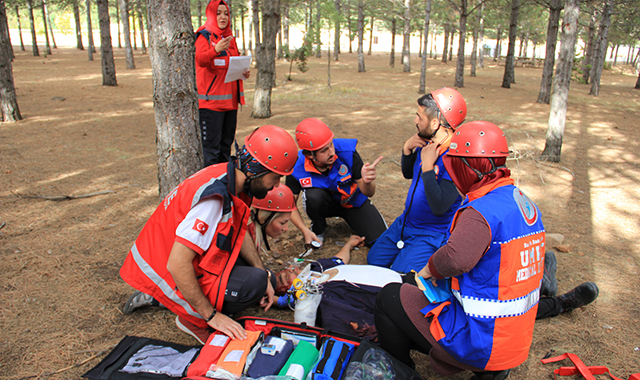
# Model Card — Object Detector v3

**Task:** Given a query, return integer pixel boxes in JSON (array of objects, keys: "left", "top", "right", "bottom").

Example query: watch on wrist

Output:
[{"left": 205, "top": 308, "right": 217, "bottom": 322}]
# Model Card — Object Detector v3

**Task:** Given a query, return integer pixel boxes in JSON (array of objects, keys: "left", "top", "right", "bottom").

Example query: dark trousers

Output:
[
  {"left": 374, "top": 283, "right": 433, "bottom": 369},
  {"left": 303, "top": 187, "right": 387, "bottom": 245},
  {"left": 536, "top": 296, "right": 564, "bottom": 319},
  {"left": 220, "top": 264, "right": 267, "bottom": 315},
  {"left": 200, "top": 108, "right": 237, "bottom": 167}
]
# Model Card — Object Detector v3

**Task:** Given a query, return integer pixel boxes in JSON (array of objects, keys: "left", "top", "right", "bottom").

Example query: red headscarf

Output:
[
  {"left": 204, "top": 0, "right": 233, "bottom": 37},
  {"left": 443, "top": 155, "right": 511, "bottom": 196}
]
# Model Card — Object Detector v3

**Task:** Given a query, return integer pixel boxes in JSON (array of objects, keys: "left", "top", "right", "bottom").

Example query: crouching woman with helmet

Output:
[
  {"left": 374, "top": 122, "right": 597, "bottom": 380},
  {"left": 249, "top": 185, "right": 297, "bottom": 256}
]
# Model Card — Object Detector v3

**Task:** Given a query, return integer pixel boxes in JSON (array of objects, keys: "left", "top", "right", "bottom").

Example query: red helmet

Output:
[
  {"left": 295, "top": 118, "right": 334, "bottom": 151},
  {"left": 447, "top": 121, "right": 510, "bottom": 157},
  {"left": 252, "top": 185, "right": 297, "bottom": 211},
  {"left": 431, "top": 87, "right": 467, "bottom": 129},
  {"left": 244, "top": 125, "right": 298, "bottom": 175}
]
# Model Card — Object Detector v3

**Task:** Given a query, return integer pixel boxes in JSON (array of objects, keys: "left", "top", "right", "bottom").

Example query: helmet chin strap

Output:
[
  {"left": 422, "top": 123, "right": 441, "bottom": 140},
  {"left": 459, "top": 157, "right": 506, "bottom": 180},
  {"left": 251, "top": 209, "right": 276, "bottom": 251}
]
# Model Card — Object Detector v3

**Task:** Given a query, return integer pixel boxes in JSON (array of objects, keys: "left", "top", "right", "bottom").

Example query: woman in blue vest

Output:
[
  {"left": 374, "top": 122, "right": 599, "bottom": 380},
  {"left": 285, "top": 118, "right": 387, "bottom": 246}
]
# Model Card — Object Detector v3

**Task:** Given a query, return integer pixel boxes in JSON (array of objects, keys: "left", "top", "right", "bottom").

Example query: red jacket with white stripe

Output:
[
  {"left": 120, "top": 161, "right": 251, "bottom": 328},
  {"left": 195, "top": 27, "right": 245, "bottom": 112}
]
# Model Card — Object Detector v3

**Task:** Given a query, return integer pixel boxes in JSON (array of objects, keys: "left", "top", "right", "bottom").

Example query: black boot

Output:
[
  {"left": 540, "top": 250, "right": 558, "bottom": 297},
  {"left": 470, "top": 369, "right": 511, "bottom": 380},
  {"left": 558, "top": 282, "right": 599, "bottom": 313}
]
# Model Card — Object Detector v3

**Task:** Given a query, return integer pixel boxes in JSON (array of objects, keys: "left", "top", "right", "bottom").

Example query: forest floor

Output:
[{"left": 1, "top": 46, "right": 639, "bottom": 380}]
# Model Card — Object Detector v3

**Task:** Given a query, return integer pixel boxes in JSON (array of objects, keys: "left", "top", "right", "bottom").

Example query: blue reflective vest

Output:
[
  {"left": 421, "top": 182, "right": 545, "bottom": 371},
  {"left": 403, "top": 147, "right": 461, "bottom": 232},
  {"left": 291, "top": 139, "right": 368, "bottom": 208}
]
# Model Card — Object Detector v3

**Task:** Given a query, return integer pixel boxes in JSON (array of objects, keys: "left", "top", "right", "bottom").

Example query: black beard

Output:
[
  {"left": 246, "top": 176, "right": 271, "bottom": 199},
  {"left": 417, "top": 127, "right": 434, "bottom": 140}
]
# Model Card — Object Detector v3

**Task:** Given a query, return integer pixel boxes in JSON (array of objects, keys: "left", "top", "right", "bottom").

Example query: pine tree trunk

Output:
[
  {"left": 241, "top": 8, "right": 246, "bottom": 54},
  {"left": 454, "top": 0, "right": 468, "bottom": 88},
  {"left": 137, "top": 0, "right": 146, "bottom": 54},
  {"left": 115, "top": 0, "right": 122, "bottom": 48},
  {"left": 470, "top": 5, "right": 479, "bottom": 77},
  {"left": 248, "top": 4, "right": 253, "bottom": 54},
  {"left": 252, "top": 0, "right": 280, "bottom": 118},
  {"left": 478, "top": 4, "right": 484, "bottom": 68},
  {"left": 131, "top": 4, "right": 137, "bottom": 50},
  {"left": 442, "top": 24, "right": 449, "bottom": 63},
  {"left": 368, "top": 16, "right": 373, "bottom": 55},
  {"left": 613, "top": 44, "right": 619, "bottom": 65},
  {"left": 72, "top": 1, "right": 84, "bottom": 50},
  {"left": 494, "top": 27, "right": 501, "bottom": 61},
  {"left": 120, "top": 0, "right": 135, "bottom": 69},
  {"left": 541, "top": 0, "right": 580, "bottom": 163},
  {"left": 327, "top": 28, "right": 331, "bottom": 88},
  {"left": 315, "top": 0, "right": 321, "bottom": 58},
  {"left": 582, "top": 8, "right": 596, "bottom": 84},
  {"left": 589, "top": 0, "right": 613, "bottom": 97},
  {"left": 148, "top": 0, "right": 200, "bottom": 197},
  {"left": 197, "top": 0, "right": 202, "bottom": 27},
  {"left": 277, "top": 20, "right": 283, "bottom": 59},
  {"left": 347, "top": 0, "right": 353, "bottom": 53},
  {"left": 97, "top": 0, "right": 117, "bottom": 85},
  {"left": 501, "top": 0, "right": 519, "bottom": 88},
  {"left": 537, "top": 0, "right": 561, "bottom": 104},
  {"left": 448, "top": 28, "right": 454, "bottom": 61},
  {"left": 402, "top": 0, "right": 410, "bottom": 72},
  {"left": 26, "top": 0, "right": 39, "bottom": 56},
  {"left": 334, "top": 0, "right": 340, "bottom": 60},
  {"left": 86, "top": 0, "right": 95, "bottom": 60},
  {"left": 418, "top": 0, "right": 431, "bottom": 94},
  {"left": 15, "top": 6, "right": 26, "bottom": 51},
  {"left": 635, "top": 70, "right": 640, "bottom": 89},
  {"left": 1, "top": 4, "right": 13, "bottom": 61},
  {"left": 41, "top": 1, "right": 52, "bottom": 55},
  {"left": 45, "top": 2, "right": 57, "bottom": 49},
  {"left": 389, "top": 18, "right": 395, "bottom": 67},
  {"left": 0, "top": 0, "right": 22, "bottom": 122},
  {"left": 357, "top": 0, "right": 365, "bottom": 72},
  {"left": 283, "top": 4, "right": 289, "bottom": 56},
  {"left": 252, "top": 0, "right": 260, "bottom": 56}
]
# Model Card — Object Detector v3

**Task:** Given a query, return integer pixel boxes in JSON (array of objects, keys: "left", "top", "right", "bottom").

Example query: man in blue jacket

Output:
[
  {"left": 367, "top": 88, "right": 466, "bottom": 273},
  {"left": 286, "top": 118, "right": 387, "bottom": 246}
]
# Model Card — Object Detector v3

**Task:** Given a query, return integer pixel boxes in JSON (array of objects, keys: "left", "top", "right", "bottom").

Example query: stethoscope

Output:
[
  {"left": 396, "top": 167, "right": 421, "bottom": 249},
  {"left": 396, "top": 130, "right": 449, "bottom": 250}
]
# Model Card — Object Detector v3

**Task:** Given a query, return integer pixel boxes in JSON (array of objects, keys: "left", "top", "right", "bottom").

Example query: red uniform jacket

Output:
[{"left": 120, "top": 161, "right": 251, "bottom": 328}]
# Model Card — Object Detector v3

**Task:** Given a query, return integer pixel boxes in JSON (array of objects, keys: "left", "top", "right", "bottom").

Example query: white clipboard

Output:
[{"left": 224, "top": 55, "right": 252, "bottom": 83}]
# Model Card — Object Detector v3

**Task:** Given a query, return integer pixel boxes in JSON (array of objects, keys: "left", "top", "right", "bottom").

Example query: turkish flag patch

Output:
[
  {"left": 300, "top": 177, "right": 312, "bottom": 188},
  {"left": 193, "top": 218, "right": 209, "bottom": 235}
]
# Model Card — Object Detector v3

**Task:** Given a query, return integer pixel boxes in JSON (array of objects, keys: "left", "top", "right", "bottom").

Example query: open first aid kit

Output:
[{"left": 83, "top": 317, "right": 423, "bottom": 380}]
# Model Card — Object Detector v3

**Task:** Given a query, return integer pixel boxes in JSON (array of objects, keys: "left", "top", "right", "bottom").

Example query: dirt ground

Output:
[{"left": 1, "top": 46, "right": 640, "bottom": 380}]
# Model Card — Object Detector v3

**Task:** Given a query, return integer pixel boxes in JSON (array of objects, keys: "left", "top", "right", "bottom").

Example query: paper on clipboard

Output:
[{"left": 224, "top": 55, "right": 252, "bottom": 83}]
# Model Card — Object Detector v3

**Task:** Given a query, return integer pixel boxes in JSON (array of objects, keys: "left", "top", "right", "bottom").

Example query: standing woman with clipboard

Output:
[{"left": 195, "top": 0, "right": 250, "bottom": 166}]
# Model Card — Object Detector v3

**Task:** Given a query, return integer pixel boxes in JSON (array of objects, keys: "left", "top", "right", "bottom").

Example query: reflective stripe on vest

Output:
[
  {"left": 131, "top": 243, "right": 202, "bottom": 320},
  {"left": 452, "top": 286, "right": 540, "bottom": 319},
  {"left": 192, "top": 172, "right": 227, "bottom": 208},
  {"left": 198, "top": 94, "right": 233, "bottom": 101}
]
